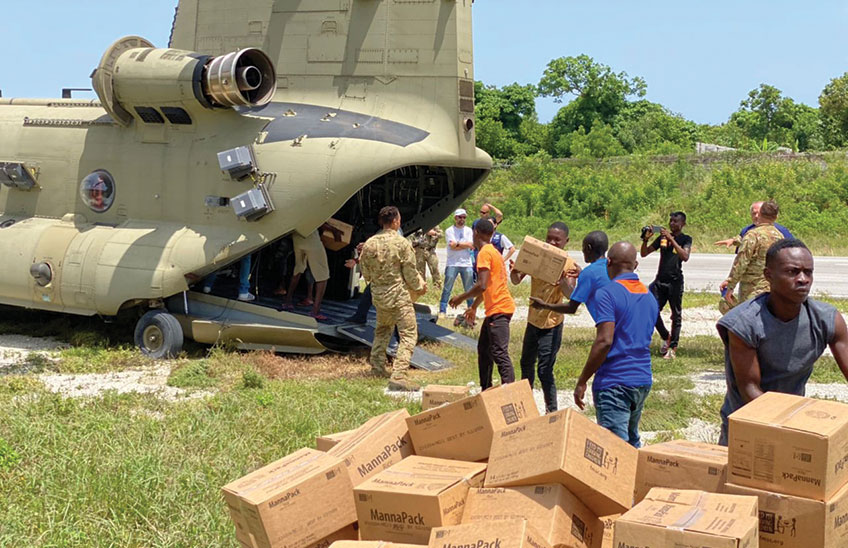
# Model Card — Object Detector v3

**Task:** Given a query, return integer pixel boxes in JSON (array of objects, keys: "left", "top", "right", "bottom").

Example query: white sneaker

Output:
[
  {"left": 237, "top": 292, "right": 256, "bottom": 302},
  {"left": 664, "top": 348, "right": 676, "bottom": 360},
  {"left": 202, "top": 286, "right": 212, "bottom": 294}
]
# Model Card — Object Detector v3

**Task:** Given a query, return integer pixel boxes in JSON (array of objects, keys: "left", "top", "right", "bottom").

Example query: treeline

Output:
[
  {"left": 476, "top": 54, "right": 848, "bottom": 160},
  {"left": 466, "top": 152, "right": 848, "bottom": 254}
]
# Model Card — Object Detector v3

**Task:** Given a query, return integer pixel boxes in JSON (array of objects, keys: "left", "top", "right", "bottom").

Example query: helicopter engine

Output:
[{"left": 91, "top": 36, "right": 275, "bottom": 127}]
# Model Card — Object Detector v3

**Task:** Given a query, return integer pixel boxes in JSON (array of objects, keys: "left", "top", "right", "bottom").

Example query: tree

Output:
[
  {"left": 538, "top": 55, "right": 646, "bottom": 152},
  {"left": 612, "top": 100, "right": 697, "bottom": 154},
  {"left": 729, "top": 84, "right": 824, "bottom": 151},
  {"left": 474, "top": 81, "right": 540, "bottom": 159},
  {"left": 820, "top": 72, "right": 848, "bottom": 148}
]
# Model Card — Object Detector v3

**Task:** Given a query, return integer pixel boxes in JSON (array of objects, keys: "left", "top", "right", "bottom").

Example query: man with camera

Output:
[{"left": 640, "top": 212, "right": 692, "bottom": 359}]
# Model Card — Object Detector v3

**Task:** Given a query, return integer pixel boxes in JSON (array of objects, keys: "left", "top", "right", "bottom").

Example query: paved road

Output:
[{"left": 435, "top": 249, "right": 848, "bottom": 297}]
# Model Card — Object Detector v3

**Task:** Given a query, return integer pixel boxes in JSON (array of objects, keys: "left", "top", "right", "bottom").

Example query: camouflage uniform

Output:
[
  {"left": 360, "top": 228, "right": 426, "bottom": 379},
  {"left": 725, "top": 223, "right": 784, "bottom": 305},
  {"left": 409, "top": 227, "right": 442, "bottom": 288}
]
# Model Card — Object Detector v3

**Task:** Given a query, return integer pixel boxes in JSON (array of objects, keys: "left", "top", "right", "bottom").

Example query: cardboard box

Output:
[
  {"left": 462, "top": 484, "right": 602, "bottom": 548},
  {"left": 221, "top": 448, "right": 357, "bottom": 548},
  {"left": 485, "top": 408, "right": 638, "bottom": 517},
  {"left": 597, "top": 515, "right": 618, "bottom": 548},
  {"left": 407, "top": 380, "right": 539, "bottom": 462},
  {"left": 635, "top": 440, "right": 728, "bottom": 502},
  {"left": 354, "top": 455, "right": 487, "bottom": 544},
  {"left": 640, "top": 488, "right": 758, "bottom": 518},
  {"left": 614, "top": 489, "right": 759, "bottom": 548},
  {"left": 330, "top": 543, "right": 423, "bottom": 548},
  {"left": 317, "top": 429, "right": 355, "bottom": 452},
  {"left": 727, "top": 392, "right": 848, "bottom": 500},
  {"left": 429, "top": 519, "right": 552, "bottom": 548},
  {"left": 724, "top": 481, "right": 848, "bottom": 548},
  {"left": 421, "top": 385, "right": 472, "bottom": 411},
  {"left": 309, "top": 525, "right": 360, "bottom": 548},
  {"left": 329, "top": 409, "right": 414, "bottom": 486},
  {"left": 321, "top": 218, "right": 353, "bottom": 251},
  {"left": 513, "top": 236, "right": 572, "bottom": 285}
]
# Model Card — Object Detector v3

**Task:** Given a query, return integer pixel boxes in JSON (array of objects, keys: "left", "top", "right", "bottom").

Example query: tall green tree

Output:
[
  {"left": 728, "top": 84, "right": 823, "bottom": 150},
  {"left": 820, "top": 72, "right": 848, "bottom": 148},
  {"left": 474, "top": 81, "right": 540, "bottom": 159},
  {"left": 538, "top": 55, "right": 646, "bottom": 152}
]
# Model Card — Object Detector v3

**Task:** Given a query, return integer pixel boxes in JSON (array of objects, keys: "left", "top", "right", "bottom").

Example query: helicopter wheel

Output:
[{"left": 134, "top": 310, "right": 184, "bottom": 359}]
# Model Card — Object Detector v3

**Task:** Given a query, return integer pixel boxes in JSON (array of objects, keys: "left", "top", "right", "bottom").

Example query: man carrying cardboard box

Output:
[
  {"left": 511, "top": 222, "right": 579, "bottom": 413},
  {"left": 283, "top": 222, "right": 344, "bottom": 320},
  {"left": 450, "top": 219, "right": 516, "bottom": 390},
  {"left": 716, "top": 238, "right": 848, "bottom": 445},
  {"left": 574, "top": 241, "right": 657, "bottom": 448},
  {"left": 530, "top": 230, "right": 610, "bottom": 322}
]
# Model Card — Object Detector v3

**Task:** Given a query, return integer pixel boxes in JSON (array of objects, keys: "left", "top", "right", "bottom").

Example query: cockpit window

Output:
[{"left": 80, "top": 170, "right": 115, "bottom": 213}]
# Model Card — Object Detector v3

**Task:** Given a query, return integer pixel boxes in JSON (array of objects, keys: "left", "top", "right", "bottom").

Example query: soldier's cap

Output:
[{"left": 454, "top": 208, "right": 467, "bottom": 217}]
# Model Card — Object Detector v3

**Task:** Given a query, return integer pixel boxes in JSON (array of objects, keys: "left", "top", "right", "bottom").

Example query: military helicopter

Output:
[{"left": 0, "top": 0, "right": 491, "bottom": 359}]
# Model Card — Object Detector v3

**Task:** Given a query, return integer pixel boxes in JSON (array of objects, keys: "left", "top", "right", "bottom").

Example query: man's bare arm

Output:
[
  {"left": 830, "top": 312, "right": 848, "bottom": 381},
  {"left": 529, "top": 296, "right": 581, "bottom": 314},
  {"left": 640, "top": 236, "right": 655, "bottom": 258},
  {"left": 487, "top": 203, "right": 503, "bottom": 223},
  {"left": 728, "top": 330, "right": 763, "bottom": 403},
  {"left": 450, "top": 269, "right": 488, "bottom": 307}
]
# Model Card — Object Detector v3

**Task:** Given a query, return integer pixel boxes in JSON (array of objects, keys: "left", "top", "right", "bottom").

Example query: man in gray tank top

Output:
[{"left": 716, "top": 239, "right": 848, "bottom": 446}]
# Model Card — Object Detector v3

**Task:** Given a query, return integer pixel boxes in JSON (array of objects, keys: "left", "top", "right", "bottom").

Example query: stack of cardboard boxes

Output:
[
  {"left": 223, "top": 386, "right": 848, "bottom": 548},
  {"left": 222, "top": 380, "right": 643, "bottom": 548},
  {"left": 724, "top": 392, "right": 848, "bottom": 547}
]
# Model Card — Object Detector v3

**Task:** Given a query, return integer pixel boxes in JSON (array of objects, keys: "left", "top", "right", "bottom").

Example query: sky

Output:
[{"left": 3, "top": 0, "right": 846, "bottom": 125}]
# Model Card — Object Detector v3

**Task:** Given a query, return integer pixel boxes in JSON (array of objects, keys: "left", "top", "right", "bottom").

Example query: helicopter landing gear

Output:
[{"left": 134, "top": 309, "right": 183, "bottom": 359}]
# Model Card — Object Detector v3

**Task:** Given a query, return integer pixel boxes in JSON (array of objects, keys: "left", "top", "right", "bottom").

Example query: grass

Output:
[{"left": 0, "top": 294, "right": 847, "bottom": 544}]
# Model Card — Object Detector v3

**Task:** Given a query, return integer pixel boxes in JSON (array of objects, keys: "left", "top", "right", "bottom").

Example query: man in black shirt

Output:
[{"left": 640, "top": 212, "right": 692, "bottom": 359}]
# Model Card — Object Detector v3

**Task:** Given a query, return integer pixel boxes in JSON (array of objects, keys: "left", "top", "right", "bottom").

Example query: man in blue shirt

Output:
[
  {"left": 573, "top": 241, "right": 658, "bottom": 448},
  {"left": 530, "top": 230, "right": 610, "bottom": 321},
  {"left": 715, "top": 201, "right": 792, "bottom": 251}
]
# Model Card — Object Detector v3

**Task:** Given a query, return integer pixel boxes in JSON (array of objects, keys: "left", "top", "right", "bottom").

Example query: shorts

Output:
[{"left": 292, "top": 231, "right": 330, "bottom": 282}]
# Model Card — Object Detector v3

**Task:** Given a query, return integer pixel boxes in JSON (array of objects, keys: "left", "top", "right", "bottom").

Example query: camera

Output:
[{"left": 640, "top": 225, "right": 663, "bottom": 241}]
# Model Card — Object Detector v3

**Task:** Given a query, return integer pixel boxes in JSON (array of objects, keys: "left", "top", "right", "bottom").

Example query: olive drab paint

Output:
[{"left": 0, "top": 0, "right": 491, "bottom": 353}]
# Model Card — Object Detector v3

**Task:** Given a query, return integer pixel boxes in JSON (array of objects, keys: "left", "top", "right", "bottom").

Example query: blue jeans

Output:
[
  {"left": 203, "top": 255, "right": 252, "bottom": 295},
  {"left": 439, "top": 266, "right": 474, "bottom": 313},
  {"left": 593, "top": 384, "right": 651, "bottom": 448}
]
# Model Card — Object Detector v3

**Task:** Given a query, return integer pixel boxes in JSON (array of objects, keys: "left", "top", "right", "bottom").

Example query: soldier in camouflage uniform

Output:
[
  {"left": 359, "top": 206, "right": 427, "bottom": 391},
  {"left": 720, "top": 201, "right": 785, "bottom": 311},
  {"left": 409, "top": 226, "right": 442, "bottom": 289}
]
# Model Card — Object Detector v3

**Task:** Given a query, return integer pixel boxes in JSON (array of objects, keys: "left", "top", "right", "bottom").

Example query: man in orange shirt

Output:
[{"left": 450, "top": 219, "right": 516, "bottom": 389}]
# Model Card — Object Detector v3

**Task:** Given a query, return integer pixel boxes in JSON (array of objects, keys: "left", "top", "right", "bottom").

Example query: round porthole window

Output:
[{"left": 80, "top": 170, "right": 115, "bottom": 213}]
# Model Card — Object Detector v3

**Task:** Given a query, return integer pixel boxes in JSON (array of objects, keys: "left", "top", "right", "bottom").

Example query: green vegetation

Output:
[
  {"left": 1, "top": 295, "right": 846, "bottom": 545},
  {"left": 456, "top": 152, "right": 848, "bottom": 255},
  {"left": 477, "top": 55, "right": 848, "bottom": 160}
]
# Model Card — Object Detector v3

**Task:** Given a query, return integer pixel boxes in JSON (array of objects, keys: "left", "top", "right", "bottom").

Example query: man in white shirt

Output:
[{"left": 439, "top": 208, "right": 475, "bottom": 315}]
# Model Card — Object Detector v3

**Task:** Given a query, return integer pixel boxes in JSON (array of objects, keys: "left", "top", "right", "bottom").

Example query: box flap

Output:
[
  {"left": 222, "top": 448, "right": 335, "bottom": 503},
  {"left": 356, "top": 456, "right": 487, "bottom": 495},
  {"left": 730, "top": 392, "right": 848, "bottom": 436},
  {"left": 479, "top": 380, "right": 539, "bottom": 430},
  {"left": 642, "top": 440, "right": 728, "bottom": 463}
]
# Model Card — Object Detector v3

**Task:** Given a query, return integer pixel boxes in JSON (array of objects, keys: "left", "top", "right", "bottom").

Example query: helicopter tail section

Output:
[{"left": 170, "top": 0, "right": 481, "bottom": 161}]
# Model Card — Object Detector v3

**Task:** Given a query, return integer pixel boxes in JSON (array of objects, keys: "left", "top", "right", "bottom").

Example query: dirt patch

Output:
[
  {"left": 0, "top": 334, "right": 67, "bottom": 369},
  {"left": 39, "top": 366, "right": 211, "bottom": 401}
]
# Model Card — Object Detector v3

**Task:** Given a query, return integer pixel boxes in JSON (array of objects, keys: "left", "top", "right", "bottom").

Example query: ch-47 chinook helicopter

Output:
[{"left": 0, "top": 0, "right": 490, "bottom": 360}]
